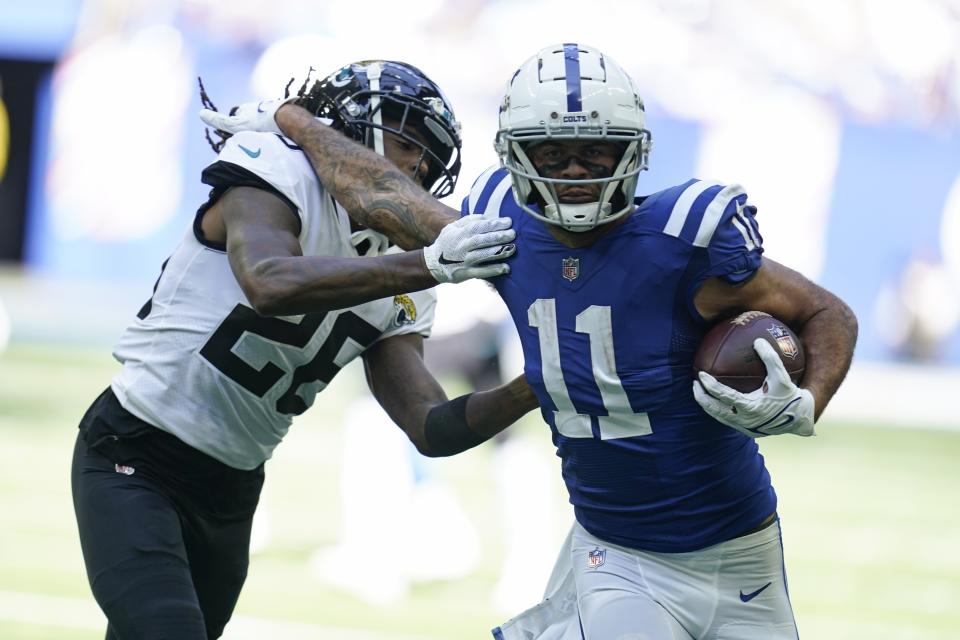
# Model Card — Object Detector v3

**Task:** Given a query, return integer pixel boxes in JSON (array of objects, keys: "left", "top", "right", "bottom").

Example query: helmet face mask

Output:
[
  {"left": 356, "top": 92, "right": 456, "bottom": 193},
  {"left": 495, "top": 44, "right": 652, "bottom": 232},
  {"left": 297, "top": 61, "right": 462, "bottom": 198}
]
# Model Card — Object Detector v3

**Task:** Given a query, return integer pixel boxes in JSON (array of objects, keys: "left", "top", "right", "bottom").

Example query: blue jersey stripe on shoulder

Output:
[
  {"left": 467, "top": 166, "right": 509, "bottom": 214},
  {"left": 464, "top": 165, "right": 498, "bottom": 215},
  {"left": 692, "top": 184, "right": 746, "bottom": 247},
  {"left": 662, "top": 180, "right": 722, "bottom": 238},
  {"left": 481, "top": 175, "right": 513, "bottom": 218}
]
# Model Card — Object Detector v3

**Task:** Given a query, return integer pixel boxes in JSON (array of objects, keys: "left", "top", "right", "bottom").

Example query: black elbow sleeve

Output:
[{"left": 423, "top": 393, "right": 485, "bottom": 456}]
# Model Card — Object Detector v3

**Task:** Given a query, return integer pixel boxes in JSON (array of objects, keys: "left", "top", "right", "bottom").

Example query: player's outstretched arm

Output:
[
  {"left": 694, "top": 257, "right": 858, "bottom": 421},
  {"left": 201, "top": 100, "right": 459, "bottom": 249},
  {"left": 362, "top": 334, "right": 539, "bottom": 456},
  {"left": 277, "top": 105, "right": 459, "bottom": 249},
  {"left": 213, "top": 188, "right": 514, "bottom": 315}
]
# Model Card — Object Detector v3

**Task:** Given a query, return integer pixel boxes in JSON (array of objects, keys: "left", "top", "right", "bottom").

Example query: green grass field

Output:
[{"left": 1, "top": 342, "right": 959, "bottom": 639}]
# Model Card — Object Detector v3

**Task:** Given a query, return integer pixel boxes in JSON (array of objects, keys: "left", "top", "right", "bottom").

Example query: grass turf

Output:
[{"left": 1, "top": 342, "right": 958, "bottom": 639}]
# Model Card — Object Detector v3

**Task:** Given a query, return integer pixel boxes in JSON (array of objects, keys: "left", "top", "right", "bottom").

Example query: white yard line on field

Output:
[{"left": 0, "top": 590, "right": 439, "bottom": 640}]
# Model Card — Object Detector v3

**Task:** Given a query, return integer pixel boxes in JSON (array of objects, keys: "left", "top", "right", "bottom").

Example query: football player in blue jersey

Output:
[{"left": 205, "top": 44, "right": 857, "bottom": 640}]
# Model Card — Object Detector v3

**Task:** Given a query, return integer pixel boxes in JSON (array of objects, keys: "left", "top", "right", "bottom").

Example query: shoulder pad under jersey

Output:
[{"left": 217, "top": 132, "right": 316, "bottom": 213}]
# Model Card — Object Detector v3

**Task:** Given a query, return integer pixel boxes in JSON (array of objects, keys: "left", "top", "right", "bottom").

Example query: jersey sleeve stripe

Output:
[
  {"left": 747, "top": 206, "right": 762, "bottom": 247},
  {"left": 467, "top": 165, "right": 503, "bottom": 213},
  {"left": 692, "top": 184, "right": 746, "bottom": 247},
  {"left": 480, "top": 175, "right": 513, "bottom": 218},
  {"left": 663, "top": 180, "right": 722, "bottom": 237},
  {"left": 730, "top": 215, "right": 756, "bottom": 251},
  {"left": 734, "top": 203, "right": 762, "bottom": 248}
]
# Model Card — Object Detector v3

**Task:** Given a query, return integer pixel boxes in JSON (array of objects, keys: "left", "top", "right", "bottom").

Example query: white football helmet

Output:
[{"left": 495, "top": 44, "right": 652, "bottom": 232}]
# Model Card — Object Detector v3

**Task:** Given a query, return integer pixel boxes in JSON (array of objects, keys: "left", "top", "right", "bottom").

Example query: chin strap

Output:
[{"left": 544, "top": 202, "right": 611, "bottom": 231}]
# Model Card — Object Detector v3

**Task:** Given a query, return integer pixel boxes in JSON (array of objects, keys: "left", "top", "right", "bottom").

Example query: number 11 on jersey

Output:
[{"left": 528, "top": 298, "right": 652, "bottom": 440}]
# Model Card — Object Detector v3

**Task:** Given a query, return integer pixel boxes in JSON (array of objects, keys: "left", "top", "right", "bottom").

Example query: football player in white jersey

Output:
[
  {"left": 72, "top": 60, "right": 539, "bottom": 640},
  {"left": 203, "top": 46, "right": 858, "bottom": 640}
]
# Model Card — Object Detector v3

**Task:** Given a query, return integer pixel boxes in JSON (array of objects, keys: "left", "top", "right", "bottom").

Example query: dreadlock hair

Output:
[
  {"left": 199, "top": 69, "right": 338, "bottom": 154},
  {"left": 198, "top": 76, "right": 229, "bottom": 153}
]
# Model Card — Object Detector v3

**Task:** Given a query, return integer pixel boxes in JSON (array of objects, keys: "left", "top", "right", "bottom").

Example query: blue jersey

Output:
[{"left": 462, "top": 167, "right": 775, "bottom": 552}]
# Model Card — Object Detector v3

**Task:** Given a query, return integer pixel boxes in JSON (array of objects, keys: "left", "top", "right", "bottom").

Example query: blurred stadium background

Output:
[{"left": 1, "top": 0, "right": 959, "bottom": 638}]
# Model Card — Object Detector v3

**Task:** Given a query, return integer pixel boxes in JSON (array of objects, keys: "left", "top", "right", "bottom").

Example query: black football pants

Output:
[{"left": 71, "top": 389, "right": 264, "bottom": 640}]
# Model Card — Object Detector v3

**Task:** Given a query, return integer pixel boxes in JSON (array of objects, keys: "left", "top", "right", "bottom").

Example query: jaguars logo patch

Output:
[{"left": 393, "top": 295, "right": 417, "bottom": 327}]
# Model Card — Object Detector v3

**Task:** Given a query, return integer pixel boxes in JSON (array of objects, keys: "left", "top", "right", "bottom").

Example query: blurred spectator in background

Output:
[
  {"left": 876, "top": 252, "right": 960, "bottom": 362},
  {"left": 0, "top": 296, "right": 9, "bottom": 353},
  {"left": 9, "top": 0, "right": 959, "bottom": 362},
  {"left": 306, "top": 280, "right": 564, "bottom": 612},
  {"left": 0, "top": 77, "right": 8, "bottom": 183},
  {"left": 309, "top": 394, "right": 483, "bottom": 605}
]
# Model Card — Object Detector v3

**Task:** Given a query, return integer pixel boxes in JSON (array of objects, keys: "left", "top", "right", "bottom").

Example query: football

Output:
[{"left": 693, "top": 311, "right": 805, "bottom": 393}]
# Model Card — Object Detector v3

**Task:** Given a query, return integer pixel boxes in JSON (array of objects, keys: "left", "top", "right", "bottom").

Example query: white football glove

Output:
[
  {"left": 693, "top": 338, "right": 816, "bottom": 438},
  {"left": 199, "top": 98, "right": 332, "bottom": 136},
  {"left": 422, "top": 215, "right": 516, "bottom": 283}
]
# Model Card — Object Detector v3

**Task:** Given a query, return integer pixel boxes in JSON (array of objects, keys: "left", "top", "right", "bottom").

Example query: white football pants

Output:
[{"left": 495, "top": 519, "right": 798, "bottom": 640}]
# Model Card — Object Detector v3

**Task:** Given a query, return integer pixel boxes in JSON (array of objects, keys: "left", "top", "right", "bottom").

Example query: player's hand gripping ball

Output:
[
  {"left": 692, "top": 311, "right": 815, "bottom": 438},
  {"left": 693, "top": 311, "right": 805, "bottom": 392}
]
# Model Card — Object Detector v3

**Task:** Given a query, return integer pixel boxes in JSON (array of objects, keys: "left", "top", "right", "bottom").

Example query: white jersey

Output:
[{"left": 112, "top": 131, "right": 436, "bottom": 470}]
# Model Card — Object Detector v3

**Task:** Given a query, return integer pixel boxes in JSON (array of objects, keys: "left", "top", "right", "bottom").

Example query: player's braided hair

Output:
[{"left": 199, "top": 68, "right": 346, "bottom": 153}]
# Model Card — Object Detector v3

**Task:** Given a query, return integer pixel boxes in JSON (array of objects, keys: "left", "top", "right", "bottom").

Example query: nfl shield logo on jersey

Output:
[
  {"left": 587, "top": 546, "right": 606, "bottom": 569},
  {"left": 562, "top": 257, "right": 580, "bottom": 281}
]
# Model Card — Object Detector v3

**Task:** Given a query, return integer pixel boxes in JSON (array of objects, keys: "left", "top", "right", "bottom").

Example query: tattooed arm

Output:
[
  {"left": 275, "top": 105, "right": 459, "bottom": 249},
  {"left": 200, "top": 186, "right": 515, "bottom": 315},
  {"left": 204, "top": 186, "right": 438, "bottom": 316}
]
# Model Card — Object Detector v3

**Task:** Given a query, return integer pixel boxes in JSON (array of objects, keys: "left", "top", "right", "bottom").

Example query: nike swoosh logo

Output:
[
  {"left": 749, "top": 396, "right": 802, "bottom": 434},
  {"left": 257, "top": 101, "right": 267, "bottom": 113},
  {"left": 749, "top": 414, "right": 794, "bottom": 435},
  {"left": 770, "top": 415, "right": 795, "bottom": 430},
  {"left": 739, "top": 582, "right": 772, "bottom": 602},
  {"left": 438, "top": 254, "right": 462, "bottom": 265},
  {"left": 238, "top": 144, "right": 261, "bottom": 158}
]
